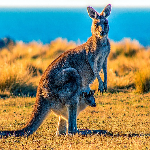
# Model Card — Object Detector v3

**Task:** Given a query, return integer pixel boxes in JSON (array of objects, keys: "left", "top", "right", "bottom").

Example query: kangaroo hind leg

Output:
[
  {"left": 56, "top": 116, "right": 67, "bottom": 135},
  {"left": 54, "top": 68, "right": 81, "bottom": 134},
  {"left": 68, "top": 102, "right": 78, "bottom": 134}
]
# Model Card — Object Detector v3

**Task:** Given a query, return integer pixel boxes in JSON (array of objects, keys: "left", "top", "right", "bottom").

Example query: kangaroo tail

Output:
[{"left": 0, "top": 87, "right": 51, "bottom": 138}]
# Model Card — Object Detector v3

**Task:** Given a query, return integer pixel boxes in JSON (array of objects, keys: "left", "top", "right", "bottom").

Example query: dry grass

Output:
[
  {"left": 0, "top": 93, "right": 150, "bottom": 149},
  {"left": 108, "top": 38, "right": 150, "bottom": 92},
  {"left": 109, "top": 38, "right": 142, "bottom": 60},
  {"left": 0, "top": 37, "right": 150, "bottom": 94},
  {"left": 0, "top": 62, "right": 36, "bottom": 96},
  {"left": 0, "top": 38, "right": 76, "bottom": 96},
  {"left": 135, "top": 66, "right": 150, "bottom": 93},
  {"left": 0, "top": 37, "right": 150, "bottom": 149}
]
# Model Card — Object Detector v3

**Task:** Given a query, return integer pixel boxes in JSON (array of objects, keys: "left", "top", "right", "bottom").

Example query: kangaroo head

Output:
[
  {"left": 81, "top": 90, "right": 96, "bottom": 107},
  {"left": 87, "top": 4, "right": 111, "bottom": 38}
]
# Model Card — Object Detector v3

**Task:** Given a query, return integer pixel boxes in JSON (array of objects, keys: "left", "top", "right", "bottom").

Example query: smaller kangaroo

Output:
[{"left": 0, "top": 4, "right": 111, "bottom": 137}]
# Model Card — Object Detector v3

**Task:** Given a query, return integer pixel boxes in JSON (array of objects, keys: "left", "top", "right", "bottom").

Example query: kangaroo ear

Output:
[
  {"left": 87, "top": 6, "right": 99, "bottom": 19},
  {"left": 101, "top": 4, "right": 111, "bottom": 18}
]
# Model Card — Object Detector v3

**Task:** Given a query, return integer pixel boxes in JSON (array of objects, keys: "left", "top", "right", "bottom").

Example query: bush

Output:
[
  {"left": 0, "top": 63, "right": 36, "bottom": 96},
  {"left": 135, "top": 67, "right": 150, "bottom": 93},
  {"left": 0, "top": 38, "right": 150, "bottom": 96},
  {"left": 46, "top": 38, "right": 76, "bottom": 58},
  {"left": 27, "top": 64, "right": 43, "bottom": 77},
  {"left": 109, "top": 38, "right": 141, "bottom": 60}
]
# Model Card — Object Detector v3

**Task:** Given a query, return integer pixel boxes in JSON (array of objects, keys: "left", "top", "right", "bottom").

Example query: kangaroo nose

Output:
[{"left": 92, "top": 103, "right": 96, "bottom": 107}]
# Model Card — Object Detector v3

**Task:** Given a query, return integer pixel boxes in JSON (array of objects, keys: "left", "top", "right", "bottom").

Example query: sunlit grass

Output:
[
  {"left": 0, "top": 62, "right": 36, "bottom": 96},
  {"left": 135, "top": 66, "right": 150, "bottom": 93},
  {"left": 0, "top": 93, "right": 150, "bottom": 149},
  {"left": 0, "top": 37, "right": 150, "bottom": 94},
  {"left": 0, "top": 38, "right": 76, "bottom": 96},
  {"left": 0, "top": 37, "right": 150, "bottom": 149}
]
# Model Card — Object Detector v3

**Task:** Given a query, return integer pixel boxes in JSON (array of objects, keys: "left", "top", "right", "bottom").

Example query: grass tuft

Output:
[
  {"left": 135, "top": 67, "right": 150, "bottom": 93},
  {"left": 109, "top": 38, "right": 142, "bottom": 60},
  {"left": 0, "top": 63, "right": 36, "bottom": 96}
]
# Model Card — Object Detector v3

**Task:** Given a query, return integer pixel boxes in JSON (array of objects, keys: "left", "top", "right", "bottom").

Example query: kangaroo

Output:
[{"left": 0, "top": 4, "right": 111, "bottom": 137}]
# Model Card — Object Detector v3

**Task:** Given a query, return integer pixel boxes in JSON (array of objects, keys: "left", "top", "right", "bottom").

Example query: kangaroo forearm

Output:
[{"left": 97, "top": 74, "right": 103, "bottom": 85}]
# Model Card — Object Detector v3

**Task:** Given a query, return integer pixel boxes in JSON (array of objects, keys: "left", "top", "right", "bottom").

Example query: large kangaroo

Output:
[{"left": 0, "top": 4, "right": 111, "bottom": 137}]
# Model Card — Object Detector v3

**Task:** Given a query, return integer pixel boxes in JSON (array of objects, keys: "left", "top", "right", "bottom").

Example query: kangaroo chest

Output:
[
  {"left": 95, "top": 51, "right": 107, "bottom": 70},
  {"left": 93, "top": 45, "right": 109, "bottom": 74}
]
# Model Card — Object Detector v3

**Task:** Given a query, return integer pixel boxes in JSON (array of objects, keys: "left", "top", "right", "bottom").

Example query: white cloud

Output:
[
  {"left": 112, "top": 0, "right": 150, "bottom": 7},
  {"left": 0, "top": 0, "right": 150, "bottom": 7},
  {"left": 0, "top": 0, "right": 110, "bottom": 7}
]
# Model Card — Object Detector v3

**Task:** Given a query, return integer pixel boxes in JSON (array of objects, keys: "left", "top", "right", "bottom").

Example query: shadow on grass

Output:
[
  {"left": 107, "top": 83, "right": 135, "bottom": 94},
  {"left": 10, "top": 84, "right": 37, "bottom": 97},
  {"left": 77, "top": 129, "right": 150, "bottom": 137},
  {"left": 0, "top": 84, "right": 37, "bottom": 98},
  {"left": 0, "top": 93, "right": 9, "bottom": 99}
]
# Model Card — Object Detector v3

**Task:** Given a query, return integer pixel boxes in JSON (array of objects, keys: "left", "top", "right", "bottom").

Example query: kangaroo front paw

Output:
[{"left": 103, "top": 82, "right": 107, "bottom": 92}]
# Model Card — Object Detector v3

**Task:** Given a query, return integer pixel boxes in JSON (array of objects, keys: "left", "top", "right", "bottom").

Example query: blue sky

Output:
[{"left": 0, "top": 0, "right": 150, "bottom": 7}]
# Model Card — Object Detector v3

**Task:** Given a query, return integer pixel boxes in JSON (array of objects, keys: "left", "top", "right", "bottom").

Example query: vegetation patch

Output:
[
  {"left": 0, "top": 63, "right": 36, "bottom": 96},
  {"left": 0, "top": 37, "right": 150, "bottom": 95},
  {"left": 135, "top": 67, "right": 150, "bottom": 93}
]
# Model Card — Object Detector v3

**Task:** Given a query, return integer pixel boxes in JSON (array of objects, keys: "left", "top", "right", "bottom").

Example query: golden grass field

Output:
[{"left": 0, "top": 38, "right": 150, "bottom": 149}]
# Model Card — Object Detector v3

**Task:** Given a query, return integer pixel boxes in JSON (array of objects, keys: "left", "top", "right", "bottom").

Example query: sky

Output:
[{"left": 0, "top": 0, "right": 150, "bottom": 8}]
